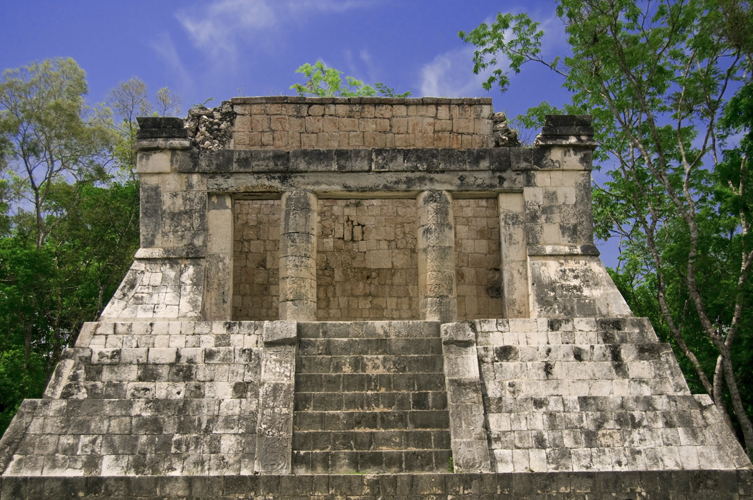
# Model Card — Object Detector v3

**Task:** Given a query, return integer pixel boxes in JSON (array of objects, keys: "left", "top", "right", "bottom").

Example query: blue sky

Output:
[
  {"left": 0, "top": 0, "right": 571, "bottom": 116},
  {"left": 0, "top": 0, "right": 620, "bottom": 265}
]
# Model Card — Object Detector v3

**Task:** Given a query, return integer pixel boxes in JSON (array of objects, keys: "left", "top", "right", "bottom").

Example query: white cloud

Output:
[
  {"left": 176, "top": 0, "right": 375, "bottom": 65},
  {"left": 419, "top": 12, "right": 565, "bottom": 98},
  {"left": 150, "top": 33, "right": 194, "bottom": 92},
  {"left": 175, "top": 0, "right": 277, "bottom": 62},
  {"left": 419, "top": 46, "right": 491, "bottom": 98}
]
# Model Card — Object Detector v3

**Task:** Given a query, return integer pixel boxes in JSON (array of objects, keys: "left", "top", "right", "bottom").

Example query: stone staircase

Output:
[{"left": 292, "top": 321, "right": 452, "bottom": 473}]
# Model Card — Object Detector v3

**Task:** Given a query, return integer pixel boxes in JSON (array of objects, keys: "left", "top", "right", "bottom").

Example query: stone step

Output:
[
  {"left": 484, "top": 394, "right": 708, "bottom": 414},
  {"left": 298, "top": 321, "right": 441, "bottom": 340},
  {"left": 3, "top": 470, "right": 750, "bottom": 496},
  {"left": 296, "top": 354, "right": 444, "bottom": 374},
  {"left": 292, "top": 429, "right": 451, "bottom": 451},
  {"left": 293, "top": 410, "right": 450, "bottom": 431},
  {"left": 295, "top": 373, "right": 446, "bottom": 393},
  {"left": 294, "top": 391, "right": 447, "bottom": 412},
  {"left": 292, "top": 449, "right": 452, "bottom": 474},
  {"left": 478, "top": 343, "right": 673, "bottom": 364},
  {"left": 473, "top": 318, "right": 659, "bottom": 346},
  {"left": 297, "top": 337, "right": 442, "bottom": 356}
]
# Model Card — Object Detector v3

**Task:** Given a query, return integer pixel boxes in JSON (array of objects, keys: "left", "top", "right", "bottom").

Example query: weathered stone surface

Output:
[
  {"left": 473, "top": 317, "right": 750, "bottom": 473},
  {"left": 233, "top": 198, "right": 280, "bottom": 321},
  {"left": 4, "top": 100, "right": 751, "bottom": 499},
  {"left": 136, "top": 117, "right": 187, "bottom": 140},
  {"left": 231, "top": 97, "right": 494, "bottom": 151},
  {"left": 317, "top": 199, "right": 419, "bottom": 321},
  {"left": 279, "top": 191, "right": 318, "bottom": 321},
  {"left": 263, "top": 320, "right": 297, "bottom": 346},
  {"left": 453, "top": 198, "right": 502, "bottom": 319},
  {"left": 417, "top": 191, "right": 457, "bottom": 323},
  {"left": 100, "top": 259, "right": 205, "bottom": 320},
  {"left": 440, "top": 322, "right": 492, "bottom": 473},
  {"left": 3, "top": 470, "right": 753, "bottom": 499},
  {"left": 204, "top": 194, "right": 234, "bottom": 321},
  {"left": 255, "top": 325, "right": 297, "bottom": 474},
  {"left": 0, "top": 322, "right": 263, "bottom": 479},
  {"left": 528, "top": 256, "right": 632, "bottom": 318}
]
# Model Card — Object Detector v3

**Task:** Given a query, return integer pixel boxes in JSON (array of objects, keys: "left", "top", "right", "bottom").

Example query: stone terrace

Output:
[{"left": 1, "top": 99, "right": 751, "bottom": 499}]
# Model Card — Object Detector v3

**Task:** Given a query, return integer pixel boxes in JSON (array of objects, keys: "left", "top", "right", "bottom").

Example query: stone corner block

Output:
[
  {"left": 263, "top": 321, "right": 298, "bottom": 346},
  {"left": 74, "top": 322, "right": 98, "bottom": 348},
  {"left": 441, "top": 321, "right": 476, "bottom": 346},
  {"left": 136, "top": 151, "right": 173, "bottom": 174}
]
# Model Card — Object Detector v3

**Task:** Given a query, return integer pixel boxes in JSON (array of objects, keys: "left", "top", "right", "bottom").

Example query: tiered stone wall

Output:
[
  {"left": 233, "top": 199, "right": 280, "bottom": 321},
  {"left": 473, "top": 317, "right": 751, "bottom": 473},
  {"left": 231, "top": 97, "right": 494, "bottom": 150},
  {"left": 453, "top": 198, "right": 502, "bottom": 320},
  {"left": 316, "top": 199, "right": 419, "bottom": 320},
  {"left": 1, "top": 321, "right": 264, "bottom": 478}
]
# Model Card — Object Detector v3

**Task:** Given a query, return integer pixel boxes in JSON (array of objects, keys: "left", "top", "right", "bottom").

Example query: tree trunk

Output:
[{"left": 713, "top": 355, "right": 735, "bottom": 432}]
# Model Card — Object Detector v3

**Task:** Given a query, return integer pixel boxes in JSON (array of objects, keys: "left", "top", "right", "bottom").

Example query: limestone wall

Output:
[
  {"left": 316, "top": 199, "right": 419, "bottom": 320},
  {"left": 233, "top": 199, "right": 280, "bottom": 321},
  {"left": 453, "top": 198, "right": 502, "bottom": 320},
  {"left": 231, "top": 97, "right": 494, "bottom": 150},
  {"left": 102, "top": 113, "right": 634, "bottom": 323}
]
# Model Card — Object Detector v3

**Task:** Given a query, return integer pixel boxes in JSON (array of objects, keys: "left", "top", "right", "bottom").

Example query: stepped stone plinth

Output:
[{"left": 1, "top": 97, "right": 750, "bottom": 499}]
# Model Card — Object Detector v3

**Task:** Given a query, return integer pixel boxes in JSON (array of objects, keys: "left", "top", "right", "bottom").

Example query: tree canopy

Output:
[
  {"left": 0, "top": 60, "right": 180, "bottom": 435},
  {"left": 462, "top": 0, "right": 753, "bottom": 455},
  {"left": 290, "top": 61, "right": 412, "bottom": 98}
]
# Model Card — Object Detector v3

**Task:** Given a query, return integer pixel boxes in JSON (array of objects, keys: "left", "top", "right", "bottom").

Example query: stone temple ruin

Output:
[{"left": 0, "top": 96, "right": 752, "bottom": 498}]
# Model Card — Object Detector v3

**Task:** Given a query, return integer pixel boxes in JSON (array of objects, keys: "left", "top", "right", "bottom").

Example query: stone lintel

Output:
[
  {"left": 177, "top": 148, "right": 596, "bottom": 174},
  {"left": 527, "top": 244, "right": 600, "bottom": 256},
  {"left": 533, "top": 135, "right": 598, "bottom": 149},
  {"left": 206, "top": 171, "right": 526, "bottom": 195}
]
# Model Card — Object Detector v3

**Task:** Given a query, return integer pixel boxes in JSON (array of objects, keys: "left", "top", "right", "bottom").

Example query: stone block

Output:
[
  {"left": 263, "top": 321, "right": 297, "bottom": 346},
  {"left": 441, "top": 322, "right": 475, "bottom": 346}
]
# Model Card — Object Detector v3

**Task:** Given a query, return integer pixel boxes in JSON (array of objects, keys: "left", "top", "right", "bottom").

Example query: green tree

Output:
[
  {"left": 461, "top": 0, "right": 753, "bottom": 454},
  {"left": 0, "top": 61, "right": 145, "bottom": 436},
  {"left": 290, "top": 61, "right": 412, "bottom": 98},
  {"left": 0, "top": 58, "right": 114, "bottom": 248}
]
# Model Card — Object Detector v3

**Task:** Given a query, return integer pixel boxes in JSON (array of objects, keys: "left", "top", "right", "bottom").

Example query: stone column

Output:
[
  {"left": 204, "top": 193, "right": 234, "bottom": 320},
  {"left": 417, "top": 190, "right": 457, "bottom": 323},
  {"left": 279, "top": 190, "right": 318, "bottom": 321},
  {"left": 498, "top": 193, "right": 530, "bottom": 318}
]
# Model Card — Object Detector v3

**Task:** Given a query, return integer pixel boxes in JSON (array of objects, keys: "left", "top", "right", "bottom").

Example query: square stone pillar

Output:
[
  {"left": 279, "top": 190, "right": 318, "bottom": 321},
  {"left": 204, "top": 193, "right": 234, "bottom": 320},
  {"left": 498, "top": 192, "right": 530, "bottom": 318},
  {"left": 417, "top": 190, "right": 457, "bottom": 322}
]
